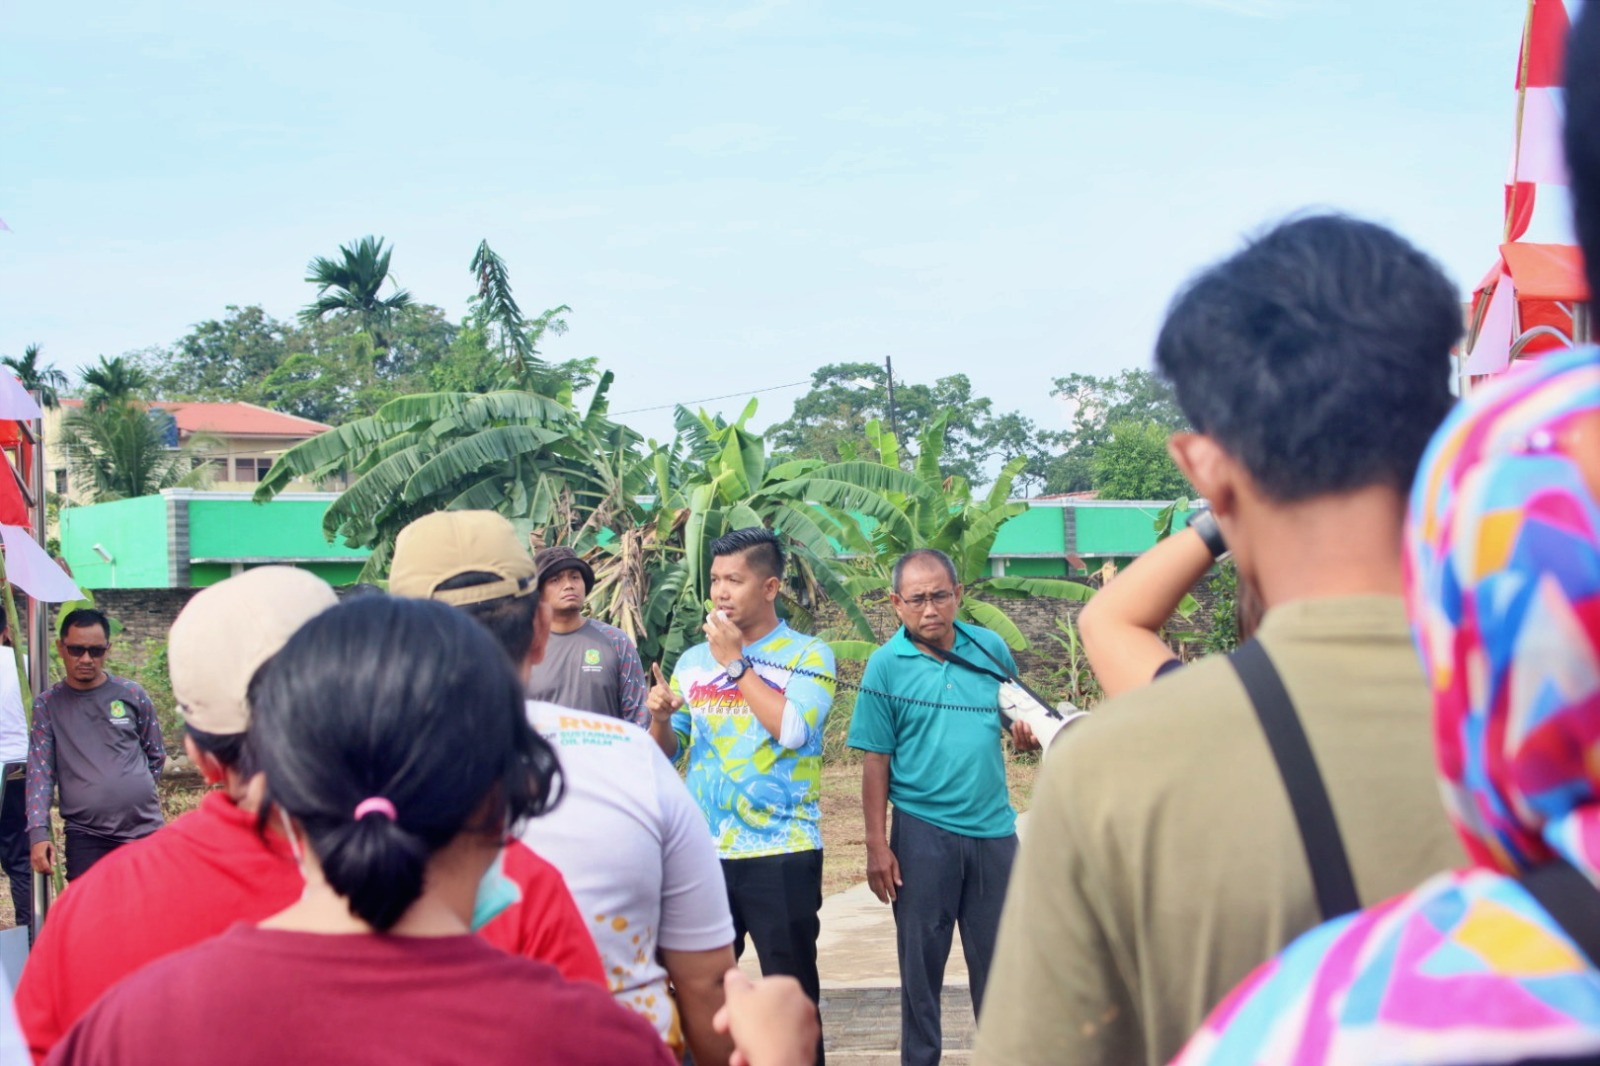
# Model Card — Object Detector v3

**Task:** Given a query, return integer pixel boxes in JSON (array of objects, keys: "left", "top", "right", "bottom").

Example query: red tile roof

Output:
[{"left": 59, "top": 400, "right": 330, "bottom": 438}]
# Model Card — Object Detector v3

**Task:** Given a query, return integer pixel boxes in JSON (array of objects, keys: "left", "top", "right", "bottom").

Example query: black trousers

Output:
[
  {"left": 722, "top": 849, "right": 825, "bottom": 1064},
  {"left": 64, "top": 826, "right": 131, "bottom": 882},
  {"left": 891, "top": 809, "right": 1018, "bottom": 1066},
  {"left": 0, "top": 767, "right": 29, "bottom": 929}
]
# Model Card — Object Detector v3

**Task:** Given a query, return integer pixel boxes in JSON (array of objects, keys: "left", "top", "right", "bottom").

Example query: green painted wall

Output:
[
  {"left": 989, "top": 507, "right": 1066, "bottom": 556},
  {"left": 60, "top": 497, "right": 173, "bottom": 589},
  {"left": 187, "top": 498, "right": 369, "bottom": 563},
  {"left": 1073, "top": 504, "right": 1195, "bottom": 557}
]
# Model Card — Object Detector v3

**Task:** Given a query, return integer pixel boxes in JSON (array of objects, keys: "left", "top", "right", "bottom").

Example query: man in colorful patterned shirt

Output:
[{"left": 646, "top": 526, "right": 836, "bottom": 1060}]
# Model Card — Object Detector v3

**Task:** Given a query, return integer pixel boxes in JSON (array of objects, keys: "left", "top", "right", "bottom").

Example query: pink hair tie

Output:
[{"left": 354, "top": 797, "right": 397, "bottom": 821}]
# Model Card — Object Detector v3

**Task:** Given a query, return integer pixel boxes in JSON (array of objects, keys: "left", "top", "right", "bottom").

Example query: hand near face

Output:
[{"left": 704, "top": 610, "right": 744, "bottom": 668}]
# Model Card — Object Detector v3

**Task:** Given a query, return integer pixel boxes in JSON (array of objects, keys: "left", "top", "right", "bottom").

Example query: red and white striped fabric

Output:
[{"left": 1505, "top": 0, "right": 1575, "bottom": 239}]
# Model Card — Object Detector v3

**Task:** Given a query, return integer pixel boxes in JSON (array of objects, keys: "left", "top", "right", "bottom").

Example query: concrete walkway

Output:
[{"left": 738, "top": 815, "right": 1028, "bottom": 1063}]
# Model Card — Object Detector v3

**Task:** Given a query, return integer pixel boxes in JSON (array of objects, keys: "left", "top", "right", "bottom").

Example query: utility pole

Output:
[{"left": 884, "top": 356, "right": 899, "bottom": 444}]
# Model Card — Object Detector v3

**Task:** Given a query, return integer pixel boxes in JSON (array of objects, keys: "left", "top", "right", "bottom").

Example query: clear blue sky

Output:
[{"left": 0, "top": 0, "right": 1545, "bottom": 443}]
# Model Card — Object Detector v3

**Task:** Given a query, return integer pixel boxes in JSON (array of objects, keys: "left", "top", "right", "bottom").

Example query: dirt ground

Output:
[{"left": 820, "top": 754, "right": 1041, "bottom": 897}]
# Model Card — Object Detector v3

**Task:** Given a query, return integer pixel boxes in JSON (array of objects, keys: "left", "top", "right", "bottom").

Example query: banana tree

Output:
[
  {"left": 254, "top": 374, "right": 644, "bottom": 579},
  {"left": 834, "top": 413, "right": 1096, "bottom": 653},
  {"left": 591, "top": 401, "right": 931, "bottom": 673}
]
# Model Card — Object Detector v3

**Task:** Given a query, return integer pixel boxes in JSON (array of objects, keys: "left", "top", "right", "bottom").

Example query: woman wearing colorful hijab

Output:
[{"left": 1172, "top": 342, "right": 1600, "bottom": 1065}]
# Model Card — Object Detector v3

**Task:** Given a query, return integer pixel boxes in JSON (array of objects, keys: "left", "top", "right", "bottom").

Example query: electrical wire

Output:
[{"left": 611, "top": 380, "right": 811, "bottom": 416}]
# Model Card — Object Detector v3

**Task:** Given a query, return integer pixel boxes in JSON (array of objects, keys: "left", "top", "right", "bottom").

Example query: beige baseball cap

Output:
[
  {"left": 389, "top": 511, "right": 537, "bottom": 606},
  {"left": 168, "top": 566, "right": 339, "bottom": 735}
]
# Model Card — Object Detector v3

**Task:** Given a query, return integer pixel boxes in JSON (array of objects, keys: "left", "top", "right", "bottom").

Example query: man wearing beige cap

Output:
[
  {"left": 13, "top": 567, "right": 336, "bottom": 1062},
  {"left": 526, "top": 545, "right": 649, "bottom": 727},
  {"left": 391, "top": 511, "right": 739, "bottom": 1066}
]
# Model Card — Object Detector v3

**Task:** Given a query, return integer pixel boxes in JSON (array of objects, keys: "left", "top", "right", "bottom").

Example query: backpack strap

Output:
[
  {"left": 1518, "top": 857, "right": 1600, "bottom": 971},
  {"left": 1229, "top": 638, "right": 1361, "bottom": 922}
]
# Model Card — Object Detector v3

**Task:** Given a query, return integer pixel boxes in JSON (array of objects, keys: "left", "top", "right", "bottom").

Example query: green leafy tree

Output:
[
  {"left": 1044, "top": 369, "right": 1189, "bottom": 494},
  {"left": 1091, "top": 420, "right": 1192, "bottom": 500},
  {"left": 300, "top": 236, "right": 415, "bottom": 355},
  {"left": 141, "top": 304, "right": 456, "bottom": 425},
  {"left": 767, "top": 362, "right": 1038, "bottom": 485},
  {"left": 2, "top": 344, "right": 68, "bottom": 408},
  {"left": 145, "top": 305, "right": 291, "bottom": 399}
]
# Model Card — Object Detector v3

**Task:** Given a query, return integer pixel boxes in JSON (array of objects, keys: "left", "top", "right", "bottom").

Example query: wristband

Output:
[{"left": 1187, "top": 509, "right": 1229, "bottom": 560}]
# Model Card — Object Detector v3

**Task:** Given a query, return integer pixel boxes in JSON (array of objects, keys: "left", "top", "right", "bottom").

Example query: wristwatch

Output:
[
  {"left": 1186, "top": 508, "right": 1230, "bottom": 560},
  {"left": 725, "top": 657, "right": 750, "bottom": 682}
]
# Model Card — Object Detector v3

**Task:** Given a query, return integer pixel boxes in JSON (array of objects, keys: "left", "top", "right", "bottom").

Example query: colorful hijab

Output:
[{"left": 1174, "top": 348, "right": 1600, "bottom": 1066}]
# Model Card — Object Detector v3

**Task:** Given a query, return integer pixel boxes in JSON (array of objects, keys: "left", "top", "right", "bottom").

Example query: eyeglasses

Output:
[
  {"left": 63, "top": 644, "right": 109, "bottom": 659},
  {"left": 900, "top": 590, "right": 956, "bottom": 609}
]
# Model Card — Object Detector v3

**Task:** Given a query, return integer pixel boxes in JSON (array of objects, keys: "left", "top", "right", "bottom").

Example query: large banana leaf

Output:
[
  {"left": 760, "top": 477, "right": 916, "bottom": 546},
  {"left": 961, "top": 597, "right": 1027, "bottom": 651},
  {"left": 254, "top": 415, "right": 401, "bottom": 501},
  {"left": 321, "top": 446, "right": 430, "bottom": 541},
  {"left": 401, "top": 425, "right": 564, "bottom": 504},
  {"left": 378, "top": 390, "right": 571, "bottom": 432}
]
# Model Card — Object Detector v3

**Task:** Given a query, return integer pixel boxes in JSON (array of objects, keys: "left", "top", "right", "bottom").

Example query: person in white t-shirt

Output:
[
  {"left": 523, "top": 702, "right": 735, "bottom": 1047},
  {"left": 389, "top": 511, "right": 739, "bottom": 1066}
]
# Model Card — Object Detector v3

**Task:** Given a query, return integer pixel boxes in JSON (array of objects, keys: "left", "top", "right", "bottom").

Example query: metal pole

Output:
[
  {"left": 884, "top": 356, "right": 899, "bottom": 446},
  {"left": 27, "top": 393, "right": 50, "bottom": 935}
]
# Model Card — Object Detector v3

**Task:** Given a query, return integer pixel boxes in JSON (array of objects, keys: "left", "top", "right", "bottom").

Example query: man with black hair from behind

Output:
[{"left": 976, "top": 214, "right": 1470, "bottom": 1065}]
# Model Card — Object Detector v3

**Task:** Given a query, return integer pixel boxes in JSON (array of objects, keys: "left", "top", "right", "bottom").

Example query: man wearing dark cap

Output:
[{"left": 527, "top": 545, "right": 649, "bottom": 728}]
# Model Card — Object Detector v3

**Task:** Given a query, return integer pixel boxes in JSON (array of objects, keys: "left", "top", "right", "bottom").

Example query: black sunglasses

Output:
[{"left": 63, "top": 644, "right": 109, "bottom": 659}]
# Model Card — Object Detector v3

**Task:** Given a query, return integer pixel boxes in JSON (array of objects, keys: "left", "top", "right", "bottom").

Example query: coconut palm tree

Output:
[
  {"left": 300, "top": 236, "right": 414, "bottom": 352},
  {"left": 79, "top": 355, "right": 152, "bottom": 412},
  {"left": 57, "top": 358, "right": 210, "bottom": 502},
  {"left": 1, "top": 343, "right": 68, "bottom": 408}
]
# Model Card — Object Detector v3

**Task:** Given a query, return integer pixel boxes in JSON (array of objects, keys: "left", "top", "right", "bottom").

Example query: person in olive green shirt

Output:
[{"left": 975, "top": 215, "right": 1469, "bottom": 1066}]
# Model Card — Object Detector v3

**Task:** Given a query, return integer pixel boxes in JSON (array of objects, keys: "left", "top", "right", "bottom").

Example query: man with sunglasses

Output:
[
  {"left": 846, "top": 548, "right": 1039, "bottom": 1066},
  {"left": 26, "top": 608, "right": 164, "bottom": 883}
]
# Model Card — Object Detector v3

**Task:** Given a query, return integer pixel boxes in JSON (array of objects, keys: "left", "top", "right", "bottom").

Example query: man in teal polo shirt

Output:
[{"left": 847, "top": 548, "right": 1038, "bottom": 1066}]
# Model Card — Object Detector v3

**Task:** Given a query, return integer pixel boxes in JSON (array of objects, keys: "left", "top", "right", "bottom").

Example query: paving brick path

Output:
[{"left": 822, "top": 986, "right": 976, "bottom": 1063}]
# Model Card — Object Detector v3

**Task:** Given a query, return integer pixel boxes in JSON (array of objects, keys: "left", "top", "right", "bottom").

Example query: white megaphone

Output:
[{"left": 998, "top": 681, "right": 1090, "bottom": 751}]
